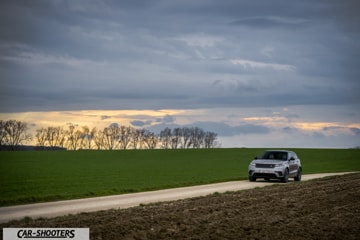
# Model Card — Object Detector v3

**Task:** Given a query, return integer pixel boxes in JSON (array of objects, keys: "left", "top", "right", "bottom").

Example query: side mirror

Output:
[
  {"left": 254, "top": 156, "right": 258, "bottom": 159},
  {"left": 289, "top": 157, "right": 295, "bottom": 161}
]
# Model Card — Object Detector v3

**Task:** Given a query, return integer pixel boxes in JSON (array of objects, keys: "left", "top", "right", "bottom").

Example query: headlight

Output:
[
  {"left": 250, "top": 162, "right": 256, "bottom": 166},
  {"left": 275, "top": 163, "right": 284, "bottom": 167}
]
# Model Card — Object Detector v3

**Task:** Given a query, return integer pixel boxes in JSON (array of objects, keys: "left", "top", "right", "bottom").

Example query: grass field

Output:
[{"left": 0, "top": 148, "right": 359, "bottom": 206}]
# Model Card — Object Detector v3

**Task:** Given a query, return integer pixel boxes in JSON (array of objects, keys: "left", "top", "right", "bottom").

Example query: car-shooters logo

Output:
[{"left": 3, "top": 228, "right": 89, "bottom": 240}]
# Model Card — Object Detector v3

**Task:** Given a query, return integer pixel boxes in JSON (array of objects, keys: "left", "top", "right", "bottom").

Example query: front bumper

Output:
[{"left": 248, "top": 167, "right": 285, "bottom": 179}]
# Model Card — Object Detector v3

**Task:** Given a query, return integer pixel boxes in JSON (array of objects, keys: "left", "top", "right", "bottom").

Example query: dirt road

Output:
[{"left": 0, "top": 172, "right": 353, "bottom": 224}]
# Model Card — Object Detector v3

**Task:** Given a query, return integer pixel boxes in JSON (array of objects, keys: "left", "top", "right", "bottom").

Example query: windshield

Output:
[{"left": 260, "top": 151, "right": 288, "bottom": 161}]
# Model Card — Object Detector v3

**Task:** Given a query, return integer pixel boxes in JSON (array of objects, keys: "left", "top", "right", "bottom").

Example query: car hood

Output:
[{"left": 251, "top": 159, "right": 285, "bottom": 164}]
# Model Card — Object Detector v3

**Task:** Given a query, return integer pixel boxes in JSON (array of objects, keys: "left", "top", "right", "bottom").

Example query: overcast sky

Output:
[{"left": 0, "top": 0, "right": 359, "bottom": 148}]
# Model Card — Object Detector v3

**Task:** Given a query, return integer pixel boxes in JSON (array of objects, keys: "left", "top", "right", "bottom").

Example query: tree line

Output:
[{"left": 0, "top": 119, "right": 220, "bottom": 151}]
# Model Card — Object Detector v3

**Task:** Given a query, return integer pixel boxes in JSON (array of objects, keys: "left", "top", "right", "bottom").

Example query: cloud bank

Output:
[
  {"left": 0, "top": 0, "right": 359, "bottom": 112},
  {"left": 0, "top": 0, "right": 359, "bottom": 148}
]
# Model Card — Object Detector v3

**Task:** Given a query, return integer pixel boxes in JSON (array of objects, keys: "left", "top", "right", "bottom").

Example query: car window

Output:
[
  {"left": 261, "top": 151, "right": 288, "bottom": 160},
  {"left": 289, "top": 152, "right": 297, "bottom": 159}
]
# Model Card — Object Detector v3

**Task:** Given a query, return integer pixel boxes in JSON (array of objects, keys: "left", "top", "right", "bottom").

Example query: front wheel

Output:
[
  {"left": 249, "top": 176, "right": 256, "bottom": 182},
  {"left": 294, "top": 168, "right": 302, "bottom": 181},
  {"left": 281, "top": 168, "right": 289, "bottom": 183}
]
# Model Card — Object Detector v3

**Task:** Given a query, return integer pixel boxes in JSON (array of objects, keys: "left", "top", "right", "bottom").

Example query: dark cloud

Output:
[
  {"left": 131, "top": 114, "right": 175, "bottom": 127},
  {"left": 323, "top": 0, "right": 360, "bottom": 33},
  {"left": 130, "top": 120, "right": 152, "bottom": 127},
  {"left": 322, "top": 126, "right": 360, "bottom": 137},
  {"left": 233, "top": 124, "right": 270, "bottom": 135},
  {"left": 230, "top": 16, "right": 311, "bottom": 29},
  {"left": 101, "top": 115, "right": 111, "bottom": 120},
  {"left": 285, "top": 114, "right": 300, "bottom": 119},
  {"left": 0, "top": 0, "right": 359, "bottom": 113},
  {"left": 161, "top": 115, "right": 176, "bottom": 123},
  {"left": 312, "top": 132, "right": 325, "bottom": 139},
  {"left": 282, "top": 127, "right": 301, "bottom": 134},
  {"left": 350, "top": 128, "right": 360, "bottom": 136}
]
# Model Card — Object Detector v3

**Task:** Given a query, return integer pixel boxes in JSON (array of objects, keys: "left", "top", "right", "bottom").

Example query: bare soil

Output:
[{"left": 1, "top": 173, "right": 360, "bottom": 240}]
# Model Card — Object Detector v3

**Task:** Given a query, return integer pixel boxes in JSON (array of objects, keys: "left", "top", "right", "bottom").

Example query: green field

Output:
[{"left": 0, "top": 148, "right": 359, "bottom": 206}]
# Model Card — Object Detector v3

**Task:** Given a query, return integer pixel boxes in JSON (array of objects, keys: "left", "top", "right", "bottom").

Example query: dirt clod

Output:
[{"left": 1, "top": 173, "right": 360, "bottom": 239}]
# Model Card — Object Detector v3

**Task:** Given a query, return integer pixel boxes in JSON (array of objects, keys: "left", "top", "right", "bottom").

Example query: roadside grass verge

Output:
[{"left": 0, "top": 148, "right": 359, "bottom": 206}]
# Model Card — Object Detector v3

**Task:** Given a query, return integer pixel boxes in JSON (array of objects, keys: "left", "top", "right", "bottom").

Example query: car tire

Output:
[
  {"left": 281, "top": 168, "right": 289, "bottom": 183},
  {"left": 249, "top": 176, "right": 256, "bottom": 182},
  {"left": 294, "top": 168, "right": 302, "bottom": 181}
]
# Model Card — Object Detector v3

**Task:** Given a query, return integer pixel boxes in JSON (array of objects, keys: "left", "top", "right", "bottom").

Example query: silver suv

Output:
[{"left": 248, "top": 150, "right": 302, "bottom": 183}]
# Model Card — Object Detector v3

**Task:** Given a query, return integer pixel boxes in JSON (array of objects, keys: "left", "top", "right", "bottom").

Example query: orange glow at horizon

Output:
[
  {"left": 293, "top": 122, "right": 337, "bottom": 131},
  {"left": 0, "top": 109, "right": 186, "bottom": 127}
]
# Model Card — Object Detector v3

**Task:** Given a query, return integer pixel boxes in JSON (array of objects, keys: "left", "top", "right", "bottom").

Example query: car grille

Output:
[
  {"left": 255, "top": 164, "right": 275, "bottom": 168},
  {"left": 253, "top": 173, "right": 277, "bottom": 178}
]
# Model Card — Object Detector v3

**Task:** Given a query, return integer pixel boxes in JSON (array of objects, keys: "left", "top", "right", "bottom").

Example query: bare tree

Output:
[
  {"left": 80, "top": 126, "right": 97, "bottom": 150},
  {"left": 159, "top": 127, "right": 213, "bottom": 149},
  {"left": 46, "top": 126, "right": 65, "bottom": 149},
  {"left": 0, "top": 120, "right": 6, "bottom": 149},
  {"left": 204, "top": 131, "right": 218, "bottom": 148},
  {"left": 189, "top": 127, "right": 205, "bottom": 148},
  {"left": 135, "top": 129, "right": 145, "bottom": 149},
  {"left": 66, "top": 124, "right": 82, "bottom": 150},
  {"left": 180, "top": 127, "right": 192, "bottom": 149},
  {"left": 1, "top": 120, "right": 32, "bottom": 150},
  {"left": 160, "top": 127, "right": 172, "bottom": 149},
  {"left": 94, "top": 129, "right": 105, "bottom": 150},
  {"left": 102, "top": 123, "right": 121, "bottom": 150},
  {"left": 130, "top": 128, "right": 141, "bottom": 149},
  {"left": 119, "top": 126, "right": 133, "bottom": 150},
  {"left": 138, "top": 129, "right": 156, "bottom": 149},
  {"left": 145, "top": 131, "right": 159, "bottom": 149},
  {"left": 35, "top": 127, "right": 47, "bottom": 149},
  {"left": 170, "top": 128, "right": 183, "bottom": 149}
]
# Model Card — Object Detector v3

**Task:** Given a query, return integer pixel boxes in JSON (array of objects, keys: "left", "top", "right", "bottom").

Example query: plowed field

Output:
[{"left": 1, "top": 173, "right": 360, "bottom": 240}]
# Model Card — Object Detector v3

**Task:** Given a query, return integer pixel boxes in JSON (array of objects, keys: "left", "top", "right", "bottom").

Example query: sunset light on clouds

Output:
[{"left": 0, "top": 0, "right": 359, "bottom": 148}]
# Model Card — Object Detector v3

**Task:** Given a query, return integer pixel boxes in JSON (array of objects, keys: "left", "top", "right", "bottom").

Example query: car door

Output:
[{"left": 288, "top": 152, "right": 298, "bottom": 175}]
